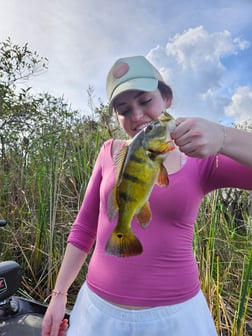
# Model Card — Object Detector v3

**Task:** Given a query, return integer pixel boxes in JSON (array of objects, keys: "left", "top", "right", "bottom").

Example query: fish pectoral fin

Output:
[
  {"left": 159, "top": 140, "right": 175, "bottom": 153},
  {"left": 157, "top": 164, "right": 169, "bottom": 186},
  {"left": 136, "top": 202, "right": 152, "bottom": 228},
  {"left": 105, "top": 230, "right": 143, "bottom": 257}
]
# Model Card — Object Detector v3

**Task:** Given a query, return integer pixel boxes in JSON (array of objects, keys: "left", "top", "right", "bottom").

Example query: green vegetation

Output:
[
  {"left": 0, "top": 39, "right": 251, "bottom": 335},
  {"left": 195, "top": 191, "right": 252, "bottom": 335}
]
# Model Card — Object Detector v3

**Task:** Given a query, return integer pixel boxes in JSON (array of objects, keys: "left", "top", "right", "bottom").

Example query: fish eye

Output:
[{"left": 145, "top": 124, "right": 153, "bottom": 132}]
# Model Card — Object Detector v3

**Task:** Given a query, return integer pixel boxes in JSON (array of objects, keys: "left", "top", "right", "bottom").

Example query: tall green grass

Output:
[
  {"left": 0, "top": 123, "right": 251, "bottom": 335},
  {"left": 195, "top": 192, "right": 252, "bottom": 335}
]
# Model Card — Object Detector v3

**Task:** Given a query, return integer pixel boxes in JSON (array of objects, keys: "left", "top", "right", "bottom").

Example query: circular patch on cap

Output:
[{"left": 113, "top": 62, "right": 129, "bottom": 79}]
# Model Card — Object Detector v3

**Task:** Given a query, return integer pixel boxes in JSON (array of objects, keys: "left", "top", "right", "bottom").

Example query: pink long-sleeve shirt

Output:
[{"left": 67, "top": 139, "right": 252, "bottom": 306}]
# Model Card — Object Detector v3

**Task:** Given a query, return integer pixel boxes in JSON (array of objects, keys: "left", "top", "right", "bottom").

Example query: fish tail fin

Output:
[{"left": 105, "top": 230, "right": 143, "bottom": 257}]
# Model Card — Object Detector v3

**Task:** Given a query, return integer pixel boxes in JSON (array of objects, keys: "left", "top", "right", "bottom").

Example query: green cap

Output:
[{"left": 106, "top": 55, "right": 167, "bottom": 113}]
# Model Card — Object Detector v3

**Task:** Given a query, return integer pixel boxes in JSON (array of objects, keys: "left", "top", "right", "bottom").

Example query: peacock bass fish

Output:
[{"left": 105, "top": 111, "right": 177, "bottom": 257}]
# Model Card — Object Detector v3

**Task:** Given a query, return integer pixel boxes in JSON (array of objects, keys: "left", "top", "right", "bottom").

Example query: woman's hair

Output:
[
  {"left": 112, "top": 82, "right": 173, "bottom": 113},
  {"left": 158, "top": 81, "right": 173, "bottom": 100}
]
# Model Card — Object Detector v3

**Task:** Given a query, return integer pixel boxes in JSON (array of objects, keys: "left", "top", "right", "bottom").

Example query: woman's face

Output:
[{"left": 113, "top": 89, "right": 172, "bottom": 138}]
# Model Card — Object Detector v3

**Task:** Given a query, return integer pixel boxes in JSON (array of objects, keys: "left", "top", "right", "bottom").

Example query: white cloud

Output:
[
  {"left": 165, "top": 27, "right": 249, "bottom": 69},
  {"left": 0, "top": 1, "right": 251, "bottom": 119},
  {"left": 225, "top": 87, "right": 252, "bottom": 122},
  {"left": 146, "top": 26, "right": 250, "bottom": 123}
]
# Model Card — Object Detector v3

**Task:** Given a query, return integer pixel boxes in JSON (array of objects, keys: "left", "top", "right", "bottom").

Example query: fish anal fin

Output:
[
  {"left": 157, "top": 164, "right": 169, "bottom": 186},
  {"left": 136, "top": 202, "right": 152, "bottom": 228},
  {"left": 105, "top": 230, "right": 143, "bottom": 257}
]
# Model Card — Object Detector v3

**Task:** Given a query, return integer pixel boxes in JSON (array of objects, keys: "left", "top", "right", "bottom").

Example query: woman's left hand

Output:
[{"left": 172, "top": 117, "right": 224, "bottom": 158}]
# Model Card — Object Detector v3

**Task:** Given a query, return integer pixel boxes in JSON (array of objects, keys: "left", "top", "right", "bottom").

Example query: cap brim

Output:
[{"left": 109, "top": 78, "right": 158, "bottom": 114}]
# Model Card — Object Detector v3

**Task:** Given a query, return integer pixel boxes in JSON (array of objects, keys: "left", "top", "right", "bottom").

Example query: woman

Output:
[{"left": 42, "top": 55, "right": 252, "bottom": 336}]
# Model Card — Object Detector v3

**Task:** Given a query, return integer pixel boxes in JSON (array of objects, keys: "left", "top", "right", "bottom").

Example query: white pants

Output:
[{"left": 67, "top": 282, "right": 217, "bottom": 336}]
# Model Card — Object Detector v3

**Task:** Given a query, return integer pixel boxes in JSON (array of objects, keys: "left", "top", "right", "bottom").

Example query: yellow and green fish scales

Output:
[{"left": 106, "top": 112, "right": 177, "bottom": 257}]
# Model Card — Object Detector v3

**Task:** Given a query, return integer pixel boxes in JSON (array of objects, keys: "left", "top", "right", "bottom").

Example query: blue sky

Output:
[{"left": 0, "top": 0, "right": 252, "bottom": 124}]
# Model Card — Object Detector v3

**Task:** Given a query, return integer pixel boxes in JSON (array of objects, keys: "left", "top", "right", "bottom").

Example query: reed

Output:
[
  {"left": 0, "top": 123, "right": 251, "bottom": 334},
  {"left": 195, "top": 191, "right": 252, "bottom": 335}
]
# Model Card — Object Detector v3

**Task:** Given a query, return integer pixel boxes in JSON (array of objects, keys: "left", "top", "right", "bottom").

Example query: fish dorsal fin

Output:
[
  {"left": 136, "top": 202, "right": 152, "bottom": 228},
  {"left": 107, "top": 186, "right": 118, "bottom": 221},
  {"left": 107, "top": 143, "right": 129, "bottom": 221},
  {"left": 114, "top": 145, "right": 129, "bottom": 184},
  {"left": 157, "top": 164, "right": 169, "bottom": 186}
]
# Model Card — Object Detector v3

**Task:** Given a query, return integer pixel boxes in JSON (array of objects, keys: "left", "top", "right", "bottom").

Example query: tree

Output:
[
  {"left": 0, "top": 38, "right": 46, "bottom": 163},
  {"left": 0, "top": 38, "right": 79, "bottom": 168}
]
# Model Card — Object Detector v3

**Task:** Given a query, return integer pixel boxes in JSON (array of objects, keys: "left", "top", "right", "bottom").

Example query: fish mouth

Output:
[{"left": 133, "top": 122, "right": 151, "bottom": 132}]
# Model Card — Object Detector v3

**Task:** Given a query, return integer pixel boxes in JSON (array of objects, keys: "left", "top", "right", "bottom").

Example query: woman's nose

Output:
[{"left": 131, "top": 107, "right": 144, "bottom": 121}]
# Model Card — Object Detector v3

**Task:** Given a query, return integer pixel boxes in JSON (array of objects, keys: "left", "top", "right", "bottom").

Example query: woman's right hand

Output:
[
  {"left": 41, "top": 244, "right": 88, "bottom": 335},
  {"left": 41, "top": 295, "right": 68, "bottom": 336}
]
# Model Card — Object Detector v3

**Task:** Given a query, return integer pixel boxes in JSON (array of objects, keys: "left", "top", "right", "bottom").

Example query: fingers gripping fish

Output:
[{"left": 105, "top": 112, "right": 177, "bottom": 257}]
